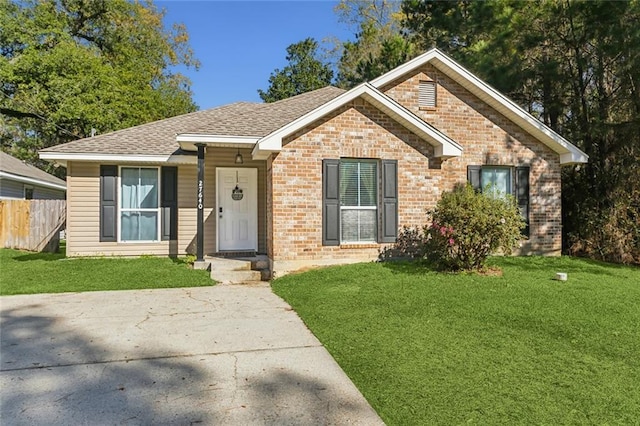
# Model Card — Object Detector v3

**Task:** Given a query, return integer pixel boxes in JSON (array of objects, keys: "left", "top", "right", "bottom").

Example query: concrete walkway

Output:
[{"left": 0, "top": 284, "right": 383, "bottom": 425}]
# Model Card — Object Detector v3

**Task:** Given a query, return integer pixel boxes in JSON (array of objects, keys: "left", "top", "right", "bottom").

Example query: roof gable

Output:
[
  {"left": 252, "top": 83, "right": 462, "bottom": 160},
  {"left": 371, "top": 49, "right": 587, "bottom": 165}
]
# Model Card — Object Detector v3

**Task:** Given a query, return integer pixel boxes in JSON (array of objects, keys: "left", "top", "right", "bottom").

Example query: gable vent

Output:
[{"left": 419, "top": 80, "right": 437, "bottom": 108}]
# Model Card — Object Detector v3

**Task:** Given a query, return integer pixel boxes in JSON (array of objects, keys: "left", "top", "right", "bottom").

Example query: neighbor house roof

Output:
[
  {"left": 40, "top": 86, "right": 346, "bottom": 163},
  {"left": 371, "top": 49, "right": 588, "bottom": 164},
  {"left": 0, "top": 151, "right": 66, "bottom": 191}
]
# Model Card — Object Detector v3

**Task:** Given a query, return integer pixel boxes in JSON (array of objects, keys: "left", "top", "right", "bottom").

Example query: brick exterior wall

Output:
[
  {"left": 268, "top": 65, "right": 562, "bottom": 275},
  {"left": 381, "top": 64, "right": 562, "bottom": 255}
]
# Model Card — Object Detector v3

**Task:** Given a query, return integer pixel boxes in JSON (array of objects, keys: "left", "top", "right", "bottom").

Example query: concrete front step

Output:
[
  {"left": 206, "top": 255, "right": 270, "bottom": 284},
  {"left": 209, "top": 257, "right": 252, "bottom": 271},
  {"left": 211, "top": 269, "right": 263, "bottom": 284}
]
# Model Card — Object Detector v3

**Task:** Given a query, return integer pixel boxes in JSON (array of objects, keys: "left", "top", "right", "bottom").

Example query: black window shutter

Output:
[
  {"left": 380, "top": 159, "right": 398, "bottom": 243},
  {"left": 322, "top": 159, "right": 340, "bottom": 246},
  {"left": 467, "top": 165, "right": 482, "bottom": 191},
  {"left": 515, "top": 166, "right": 530, "bottom": 237},
  {"left": 100, "top": 165, "right": 117, "bottom": 242},
  {"left": 161, "top": 167, "right": 178, "bottom": 241}
]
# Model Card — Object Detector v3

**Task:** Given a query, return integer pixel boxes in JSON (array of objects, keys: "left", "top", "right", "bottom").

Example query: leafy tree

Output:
[
  {"left": 350, "top": 32, "right": 416, "bottom": 85},
  {"left": 258, "top": 38, "right": 334, "bottom": 103},
  {"left": 334, "top": 0, "right": 417, "bottom": 87},
  {"left": 0, "top": 0, "right": 199, "bottom": 173},
  {"left": 401, "top": 0, "right": 640, "bottom": 264}
]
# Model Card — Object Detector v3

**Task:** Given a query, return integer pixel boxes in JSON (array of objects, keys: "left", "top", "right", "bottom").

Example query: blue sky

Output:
[{"left": 156, "top": 1, "right": 355, "bottom": 110}]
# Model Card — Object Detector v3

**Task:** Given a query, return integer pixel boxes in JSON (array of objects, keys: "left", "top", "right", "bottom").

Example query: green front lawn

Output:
[
  {"left": 0, "top": 244, "right": 213, "bottom": 295},
  {"left": 272, "top": 257, "right": 640, "bottom": 425}
]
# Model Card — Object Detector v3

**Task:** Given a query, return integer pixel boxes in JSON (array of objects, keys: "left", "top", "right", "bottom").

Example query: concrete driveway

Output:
[{"left": 0, "top": 283, "right": 383, "bottom": 425}]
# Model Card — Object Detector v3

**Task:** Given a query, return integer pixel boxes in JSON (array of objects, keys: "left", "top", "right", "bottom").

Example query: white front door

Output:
[{"left": 217, "top": 168, "right": 258, "bottom": 251}]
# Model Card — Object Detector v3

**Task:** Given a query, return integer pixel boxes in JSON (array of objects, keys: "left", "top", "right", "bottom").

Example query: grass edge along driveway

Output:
[
  {"left": 272, "top": 256, "right": 640, "bottom": 425},
  {"left": 0, "top": 247, "right": 213, "bottom": 295}
]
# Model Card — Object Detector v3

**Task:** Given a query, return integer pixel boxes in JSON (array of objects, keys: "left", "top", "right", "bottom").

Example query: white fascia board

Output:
[
  {"left": 39, "top": 152, "right": 197, "bottom": 164},
  {"left": 257, "top": 83, "right": 371, "bottom": 152},
  {"left": 256, "top": 82, "right": 461, "bottom": 158},
  {"left": 251, "top": 146, "right": 274, "bottom": 160},
  {"left": 560, "top": 151, "right": 589, "bottom": 165},
  {"left": 0, "top": 171, "right": 66, "bottom": 191},
  {"left": 431, "top": 55, "right": 588, "bottom": 163},
  {"left": 371, "top": 48, "right": 588, "bottom": 164},
  {"left": 435, "top": 144, "right": 465, "bottom": 158}
]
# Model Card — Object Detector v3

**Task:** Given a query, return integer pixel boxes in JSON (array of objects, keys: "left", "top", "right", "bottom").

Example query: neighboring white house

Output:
[{"left": 0, "top": 151, "right": 66, "bottom": 199}]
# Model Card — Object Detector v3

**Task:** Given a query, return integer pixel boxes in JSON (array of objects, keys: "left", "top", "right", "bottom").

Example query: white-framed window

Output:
[
  {"left": 481, "top": 166, "right": 511, "bottom": 198},
  {"left": 339, "top": 159, "right": 378, "bottom": 243},
  {"left": 468, "top": 165, "right": 530, "bottom": 237},
  {"left": 119, "top": 167, "right": 160, "bottom": 242},
  {"left": 419, "top": 80, "right": 437, "bottom": 108}
]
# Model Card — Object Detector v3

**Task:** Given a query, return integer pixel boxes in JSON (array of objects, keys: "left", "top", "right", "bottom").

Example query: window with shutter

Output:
[
  {"left": 340, "top": 160, "right": 378, "bottom": 243},
  {"left": 481, "top": 167, "right": 512, "bottom": 198},
  {"left": 100, "top": 166, "right": 177, "bottom": 243},
  {"left": 120, "top": 167, "right": 160, "bottom": 241},
  {"left": 467, "top": 165, "right": 530, "bottom": 237},
  {"left": 322, "top": 158, "right": 398, "bottom": 246},
  {"left": 419, "top": 80, "right": 437, "bottom": 108}
]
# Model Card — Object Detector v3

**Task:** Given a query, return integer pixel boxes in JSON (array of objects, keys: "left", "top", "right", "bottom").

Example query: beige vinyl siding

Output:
[
  {"left": 177, "top": 164, "right": 205, "bottom": 254},
  {"left": 66, "top": 162, "right": 170, "bottom": 257},
  {"left": 65, "top": 150, "right": 266, "bottom": 257}
]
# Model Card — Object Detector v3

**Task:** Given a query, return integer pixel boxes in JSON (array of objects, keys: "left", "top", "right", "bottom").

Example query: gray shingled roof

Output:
[
  {"left": 0, "top": 151, "right": 66, "bottom": 187},
  {"left": 41, "top": 86, "right": 346, "bottom": 156}
]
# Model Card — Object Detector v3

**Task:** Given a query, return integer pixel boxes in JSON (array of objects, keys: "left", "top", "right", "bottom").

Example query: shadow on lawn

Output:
[
  {"left": 9, "top": 241, "right": 66, "bottom": 262},
  {"left": 12, "top": 251, "right": 65, "bottom": 262}
]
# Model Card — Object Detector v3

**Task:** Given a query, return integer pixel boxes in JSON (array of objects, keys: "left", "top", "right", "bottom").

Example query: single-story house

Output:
[
  {"left": 0, "top": 151, "right": 66, "bottom": 200},
  {"left": 40, "top": 49, "right": 587, "bottom": 276}
]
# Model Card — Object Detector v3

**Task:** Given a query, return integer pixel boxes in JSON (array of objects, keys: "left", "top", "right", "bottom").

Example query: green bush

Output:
[{"left": 425, "top": 184, "right": 524, "bottom": 271}]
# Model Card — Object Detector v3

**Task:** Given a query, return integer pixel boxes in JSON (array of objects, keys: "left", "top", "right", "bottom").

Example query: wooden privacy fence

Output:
[{"left": 0, "top": 200, "right": 66, "bottom": 252}]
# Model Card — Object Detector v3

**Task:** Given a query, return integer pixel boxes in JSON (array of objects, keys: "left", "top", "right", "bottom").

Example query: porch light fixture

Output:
[{"left": 235, "top": 148, "right": 243, "bottom": 164}]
